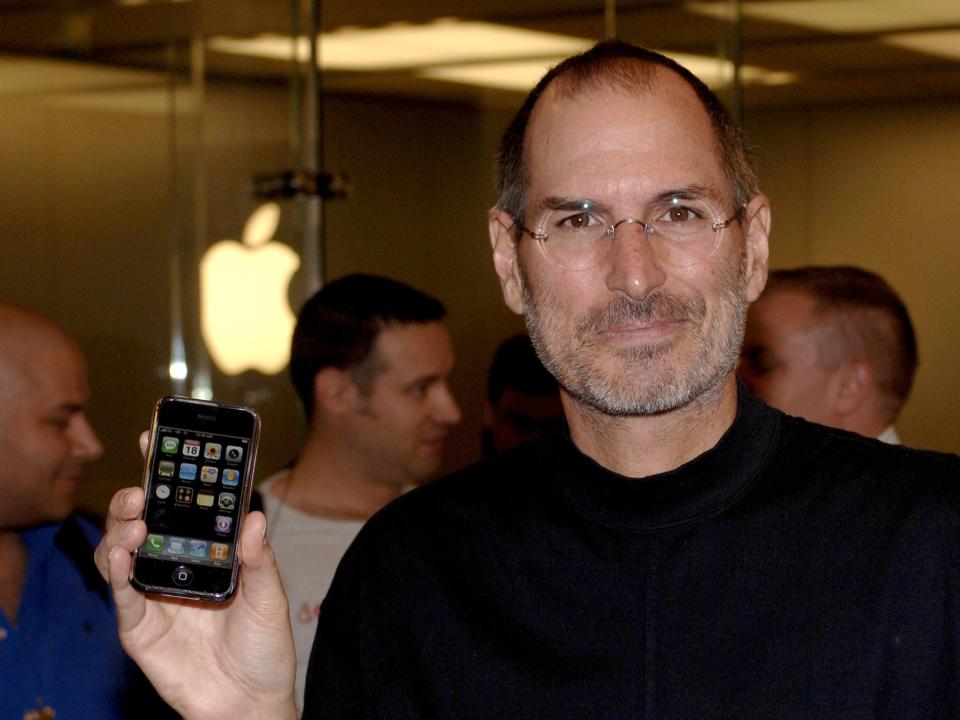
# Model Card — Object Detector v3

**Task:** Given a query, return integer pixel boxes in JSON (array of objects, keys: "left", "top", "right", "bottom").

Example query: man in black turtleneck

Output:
[{"left": 96, "top": 41, "right": 960, "bottom": 720}]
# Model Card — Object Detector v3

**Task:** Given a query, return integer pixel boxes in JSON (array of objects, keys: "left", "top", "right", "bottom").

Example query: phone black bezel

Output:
[{"left": 131, "top": 395, "right": 260, "bottom": 603}]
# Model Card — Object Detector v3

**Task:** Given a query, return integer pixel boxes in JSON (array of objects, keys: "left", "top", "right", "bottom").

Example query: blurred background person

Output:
[
  {"left": 0, "top": 302, "right": 172, "bottom": 720},
  {"left": 739, "top": 266, "right": 917, "bottom": 443},
  {"left": 256, "top": 274, "right": 461, "bottom": 708},
  {"left": 483, "top": 333, "right": 563, "bottom": 457}
]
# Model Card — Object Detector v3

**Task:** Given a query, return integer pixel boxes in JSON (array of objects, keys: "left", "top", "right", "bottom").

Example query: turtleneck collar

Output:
[{"left": 551, "top": 386, "right": 780, "bottom": 532}]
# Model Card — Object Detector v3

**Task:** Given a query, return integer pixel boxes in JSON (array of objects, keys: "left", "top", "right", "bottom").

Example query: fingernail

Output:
[
  {"left": 121, "top": 489, "right": 133, "bottom": 506},
  {"left": 262, "top": 521, "right": 268, "bottom": 545}
]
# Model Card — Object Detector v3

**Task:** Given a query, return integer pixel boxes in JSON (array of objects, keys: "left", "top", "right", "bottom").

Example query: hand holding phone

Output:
[
  {"left": 95, "top": 488, "right": 297, "bottom": 720},
  {"left": 132, "top": 396, "right": 260, "bottom": 601}
]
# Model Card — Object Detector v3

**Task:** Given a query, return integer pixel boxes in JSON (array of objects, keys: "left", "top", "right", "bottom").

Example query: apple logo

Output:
[{"left": 200, "top": 202, "right": 301, "bottom": 375}]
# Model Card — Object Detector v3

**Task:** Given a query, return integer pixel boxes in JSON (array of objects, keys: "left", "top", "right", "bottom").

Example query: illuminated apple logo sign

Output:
[{"left": 200, "top": 202, "right": 300, "bottom": 375}]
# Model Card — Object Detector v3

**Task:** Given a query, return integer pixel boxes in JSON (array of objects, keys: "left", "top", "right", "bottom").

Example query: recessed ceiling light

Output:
[
  {"left": 881, "top": 30, "right": 960, "bottom": 61},
  {"left": 209, "top": 20, "right": 590, "bottom": 71},
  {"left": 209, "top": 20, "right": 796, "bottom": 92},
  {"left": 686, "top": 0, "right": 960, "bottom": 34},
  {"left": 421, "top": 53, "right": 797, "bottom": 92}
]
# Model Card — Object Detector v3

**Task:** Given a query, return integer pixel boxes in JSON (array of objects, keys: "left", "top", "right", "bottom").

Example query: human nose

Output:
[
  {"left": 70, "top": 413, "right": 104, "bottom": 461},
  {"left": 603, "top": 219, "right": 667, "bottom": 300},
  {"left": 432, "top": 383, "right": 462, "bottom": 426}
]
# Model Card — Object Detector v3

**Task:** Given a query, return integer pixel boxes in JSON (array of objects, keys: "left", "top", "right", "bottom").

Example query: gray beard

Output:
[{"left": 521, "top": 255, "right": 749, "bottom": 417}]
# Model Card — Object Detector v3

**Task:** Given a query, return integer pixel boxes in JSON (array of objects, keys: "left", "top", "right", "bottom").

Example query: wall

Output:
[{"left": 746, "top": 99, "right": 960, "bottom": 452}]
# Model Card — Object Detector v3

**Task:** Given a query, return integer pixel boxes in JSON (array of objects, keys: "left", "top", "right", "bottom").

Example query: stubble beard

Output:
[{"left": 521, "top": 252, "right": 750, "bottom": 417}]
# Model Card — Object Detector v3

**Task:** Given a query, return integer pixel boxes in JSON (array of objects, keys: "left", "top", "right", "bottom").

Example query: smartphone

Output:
[{"left": 131, "top": 395, "right": 261, "bottom": 602}]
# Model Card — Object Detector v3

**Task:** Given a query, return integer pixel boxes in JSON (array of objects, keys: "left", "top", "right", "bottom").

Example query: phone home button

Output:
[{"left": 172, "top": 565, "right": 194, "bottom": 587}]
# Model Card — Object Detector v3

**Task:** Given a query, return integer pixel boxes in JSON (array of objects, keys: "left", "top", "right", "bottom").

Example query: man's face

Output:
[
  {"left": 490, "top": 70, "right": 769, "bottom": 417},
  {"left": 0, "top": 339, "right": 103, "bottom": 529},
  {"left": 348, "top": 322, "right": 461, "bottom": 485},
  {"left": 738, "top": 289, "right": 838, "bottom": 424}
]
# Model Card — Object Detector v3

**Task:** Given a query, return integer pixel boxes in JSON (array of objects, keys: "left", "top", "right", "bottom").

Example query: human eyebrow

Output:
[
  {"left": 649, "top": 185, "right": 725, "bottom": 208},
  {"left": 539, "top": 197, "right": 613, "bottom": 215},
  {"left": 48, "top": 402, "right": 84, "bottom": 416},
  {"left": 42, "top": 403, "right": 83, "bottom": 427}
]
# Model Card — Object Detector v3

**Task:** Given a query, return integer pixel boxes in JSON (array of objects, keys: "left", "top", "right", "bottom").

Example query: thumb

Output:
[{"left": 237, "top": 511, "right": 288, "bottom": 618}]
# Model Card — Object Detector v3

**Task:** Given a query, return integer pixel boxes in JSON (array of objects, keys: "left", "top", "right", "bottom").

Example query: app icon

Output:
[
  {"left": 221, "top": 468, "right": 240, "bottom": 487},
  {"left": 214, "top": 515, "right": 233, "bottom": 534},
  {"left": 179, "top": 462, "right": 197, "bottom": 481},
  {"left": 225, "top": 445, "right": 244, "bottom": 463},
  {"left": 145, "top": 534, "right": 165, "bottom": 553},
  {"left": 189, "top": 539, "right": 208, "bottom": 558},
  {"left": 204, "top": 442, "right": 222, "bottom": 460},
  {"left": 161, "top": 436, "right": 180, "bottom": 454},
  {"left": 155, "top": 484, "right": 171, "bottom": 500},
  {"left": 200, "top": 466, "right": 219, "bottom": 484},
  {"left": 218, "top": 492, "right": 236, "bottom": 511},
  {"left": 175, "top": 486, "right": 194, "bottom": 504},
  {"left": 210, "top": 543, "right": 230, "bottom": 561},
  {"left": 183, "top": 439, "right": 201, "bottom": 458},
  {"left": 197, "top": 492, "right": 215, "bottom": 508},
  {"left": 166, "top": 537, "right": 186, "bottom": 555},
  {"left": 158, "top": 460, "right": 175, "bottom": 477}
]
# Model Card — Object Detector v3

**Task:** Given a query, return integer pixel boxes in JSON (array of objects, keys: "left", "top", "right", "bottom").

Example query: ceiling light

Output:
[
  {"left": 208, "top": 20, "right": 590, "bottom": 71},
  {"left": 422, "top": 52, "right": 795, "bottom": 92},
  {"left": 209, "top": 21, "right": 796, "bottom": 92},
  {"left": 419, "top": 59, "right": 561, "bottom": 91},
  {"left": 686, "top": 0, "right": 960, "bottom": 34},
  {"left": 881, "top": 30, "right": 960, "bottom": 61}
]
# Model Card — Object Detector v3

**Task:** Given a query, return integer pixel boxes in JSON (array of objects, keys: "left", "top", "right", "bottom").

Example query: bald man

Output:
[
  {"left": 739, "top": 266, "right": 917, "bottom": 442},
  {"left": 0, "top": 303, "right": 168, "bottom": 720}
]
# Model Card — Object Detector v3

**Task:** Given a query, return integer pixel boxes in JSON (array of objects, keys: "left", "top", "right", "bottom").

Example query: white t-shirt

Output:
[
  {"left": 259, "top": 472, "right": 365, "bottom": 711},
  {"left": 877, "top": 426, "right": 900, "bottom": 444}
]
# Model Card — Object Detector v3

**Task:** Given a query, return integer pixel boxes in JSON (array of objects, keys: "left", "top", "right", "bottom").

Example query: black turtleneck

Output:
[{"left": 305, "top": 391, "right": 960, "bottom": 719}]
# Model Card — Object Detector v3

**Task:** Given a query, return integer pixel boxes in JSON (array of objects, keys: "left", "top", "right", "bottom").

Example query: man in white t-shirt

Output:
[
  {"left": 258, "top": 274, "right": 461, "bottom": 707},
  {"left": 738, "top": 266, "right": 917, "bottom": 443}
]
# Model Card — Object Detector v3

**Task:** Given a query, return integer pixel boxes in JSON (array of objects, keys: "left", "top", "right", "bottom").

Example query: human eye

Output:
[
  {"left": 547, "top": 207, "right": 607, "bottom": 241},
  {"left": 665, "top": 205, "right": 699, "bottom": 223},
  {"left": 405, "top": 380, "right": 431, "bottom": 398},
  {"left": 656, "top": 198, "right": 709, "bottom": 224},
  {"left": 650, "top": 197, "right": 716, "bottom": 239},
  {"left": 558, "top": 211, "right": 601, "bottom": 229},
  {"left": 44, "top": 414, "right": 72, "bottom": 431}
]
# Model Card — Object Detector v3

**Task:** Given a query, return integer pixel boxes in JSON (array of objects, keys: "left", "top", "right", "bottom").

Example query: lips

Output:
[
  {"left": 56, "top": 467, "right": 85, "bottom": 484},
  {"left": 599, "top": 318, "right": 687, "bottom": 341},
  {"left": 420, "top": 430, "right": 449, "bottom": 454}
]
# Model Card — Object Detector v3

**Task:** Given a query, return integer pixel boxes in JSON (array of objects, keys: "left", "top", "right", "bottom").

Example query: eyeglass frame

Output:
[{"left": 508, "top": 200, "right": 745, "bottom": 270}]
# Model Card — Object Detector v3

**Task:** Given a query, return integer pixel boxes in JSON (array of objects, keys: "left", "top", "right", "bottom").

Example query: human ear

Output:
[
  {"left": 312, "top": 367, "right": 357, "bottom": 416},
  {"left": 488, "top": 209, "right": 525, "bottom": 316},
  {"left": 741, "top": 194, "right": 771, "bottom": 302},
  {"left": 835, "top": 361, "right": 873, "bottom": 416}
]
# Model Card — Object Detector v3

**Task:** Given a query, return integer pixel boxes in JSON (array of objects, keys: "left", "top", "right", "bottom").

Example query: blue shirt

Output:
[{"left": 0, "top": 516, "right": 141, "bottom": 720}]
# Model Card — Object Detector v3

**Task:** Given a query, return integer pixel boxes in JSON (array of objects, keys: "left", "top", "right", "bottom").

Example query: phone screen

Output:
[{"left": 132, "top": 396, "right": 260, "bottom": 601}]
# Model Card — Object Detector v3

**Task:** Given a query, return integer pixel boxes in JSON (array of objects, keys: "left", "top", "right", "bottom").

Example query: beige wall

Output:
[{"left": 746, "top": 99, "right": 960, "bottom": 452}]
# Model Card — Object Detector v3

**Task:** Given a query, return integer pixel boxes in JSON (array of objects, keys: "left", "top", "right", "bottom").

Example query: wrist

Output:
[{"left": 248, "top": 697, "right": 298, "bottom": 720}]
